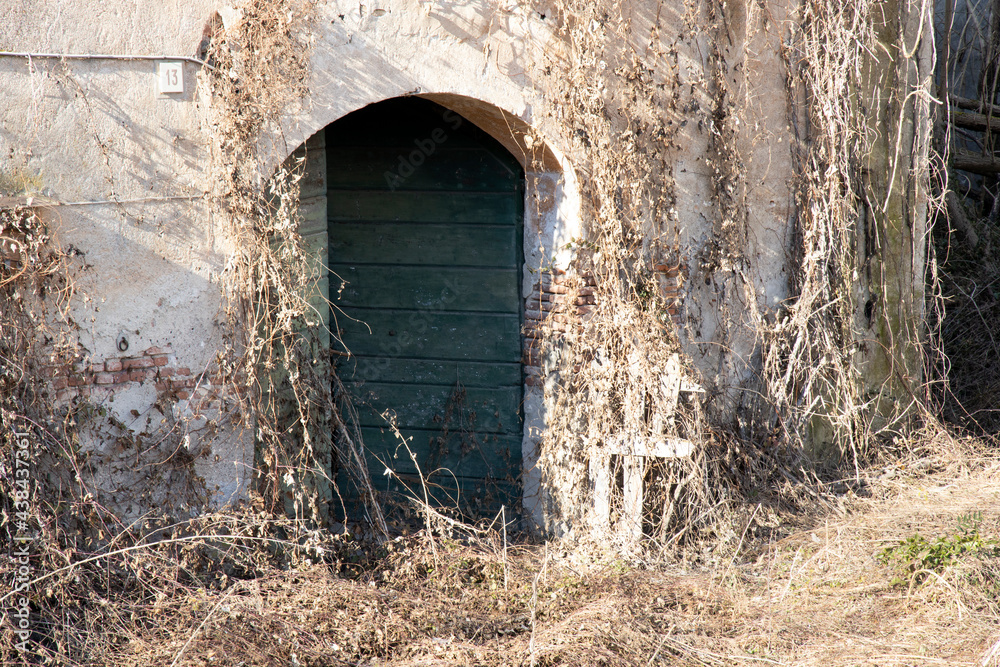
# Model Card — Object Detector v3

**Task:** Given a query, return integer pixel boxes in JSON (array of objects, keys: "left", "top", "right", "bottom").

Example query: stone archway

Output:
[
  {"left": 283, "top": 92, "right": 577, "bottom": 527},
  {"left": 258, "top": 4, "right": 582, "bottom": 528}
]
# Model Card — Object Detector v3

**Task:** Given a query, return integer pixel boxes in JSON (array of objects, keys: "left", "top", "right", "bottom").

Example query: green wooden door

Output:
[{"left": 326, "top": 98, "right": 524, "bottom": 520}]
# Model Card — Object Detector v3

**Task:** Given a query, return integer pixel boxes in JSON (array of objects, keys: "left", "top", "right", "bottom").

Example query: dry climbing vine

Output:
[
  {"left": 204, "top": 0, "right": 385, "bottom": 533},
  {"left": 761, "top": 0, "right": 938, "bottom": 466},
  {"left": 524, "top": 0, "right": 742, "bottom": 551},
  {"left": 524, "top": 0, "right": 938, "bottom": 553}
]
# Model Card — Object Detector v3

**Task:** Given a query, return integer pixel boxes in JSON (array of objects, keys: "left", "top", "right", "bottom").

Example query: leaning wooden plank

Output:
[{"left": 620, "top": 456, "right": 645, "bottom": 546}]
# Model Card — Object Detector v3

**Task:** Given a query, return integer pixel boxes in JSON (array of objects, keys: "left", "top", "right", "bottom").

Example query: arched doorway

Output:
[{"left": 326, "top": 97, "right": 525, "bottom": 519}]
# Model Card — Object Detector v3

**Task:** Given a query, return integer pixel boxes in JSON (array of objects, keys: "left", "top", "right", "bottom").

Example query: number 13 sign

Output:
[{"left": 158, "top": 62, "right": 184, "bottom": 94}]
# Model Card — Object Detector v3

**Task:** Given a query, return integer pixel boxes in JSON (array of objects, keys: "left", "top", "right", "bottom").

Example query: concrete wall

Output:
[{"left": 0, "top": 0, "right": 798, "bottom": 530}]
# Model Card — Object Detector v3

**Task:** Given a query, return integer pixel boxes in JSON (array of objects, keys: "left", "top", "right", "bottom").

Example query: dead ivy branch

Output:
[
  {"left": 765, "top": 0, "right": 875, "bottom": 460},
  {"left": 525, "top": 0, "right": 939, "bottom": 553}
]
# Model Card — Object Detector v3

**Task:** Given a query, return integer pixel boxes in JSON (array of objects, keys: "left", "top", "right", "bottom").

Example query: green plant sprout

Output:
[{"left": 879, "top": 512, "right": 1000, "bottom": 586}]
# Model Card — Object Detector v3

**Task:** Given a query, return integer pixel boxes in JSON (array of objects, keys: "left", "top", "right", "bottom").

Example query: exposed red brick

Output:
[
  {"left": 536, "top": 294, "right": 595, "bottom": 306},
  {"left": 174, "top": 367, "right": 191, "bottom": 376},
  {"left": 143, "top": 346, "right": 167, "bottom": 356},
  {"left": 67, "top": 375, "right": 86, "bottom": 388},
  {"left": 51, "top": 377, "right": 69, "bottom": 390},
  {"left": 540, "top": 313, "right": 577, "bottom": 324},
  {"left": 123, "top": 357, "right": 154, "bottom": 370},
  {"left": 158, "top": 367, "right": 175, "bottom": 377},
  {"left": 128, "top": 369, "right": 152, "bottom": 383},
  {"left": 113, "top": 371, "right": 130, "bottom": 383},
  {"left": 541, "top": 321, "right": 577, "bottom": 334},
  {"left": 654, "top": 264, "right": 682, "bottom": 274},
  {"left": 105, "top": 359, "right": 123, "bottom": 372},
  {"left": 175, "top": 390, "right": 190, "bottom": 400},
  {"left": 77, "top": 387, "right": 91, "bottom": 398},
  {"left": 155, "top": 381, "right": 167, "bottom": 391},
  {"left": 151, "top": 355, "right": 169, "bottom": 367}
]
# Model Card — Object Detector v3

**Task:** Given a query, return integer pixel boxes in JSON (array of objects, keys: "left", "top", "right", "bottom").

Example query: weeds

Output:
[
  {"left": 527, "top": 0, "right": 739, "bottom": 554},
  {"left": 879, "top": 511, "right": 1000, "bottom": 586},
  {"left": 524, "top": 0, "right": 936, "bottom": 555}
]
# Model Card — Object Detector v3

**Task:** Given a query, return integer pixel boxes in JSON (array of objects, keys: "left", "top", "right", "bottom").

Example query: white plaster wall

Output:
[
  {"left": 259, "top": 0, "right": 557, "bottom": 176},
  {"left": 0, "top": 0, "right": 250, "bottom": 515},
  {"left": 0, "top": 25, "right": 221, "bottom": 365},
  {"left": 670, "top": 1, "right": 798, "bottom": 409}
]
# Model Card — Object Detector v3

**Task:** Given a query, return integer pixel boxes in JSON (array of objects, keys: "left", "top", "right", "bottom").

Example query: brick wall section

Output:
[
  {"left": 522, "top": 272, "right": 598, "bottom": 387},
  {"left": 522, "top": 266, "right": 683, "bottom": 387},
  {"left": 42, "top": 345, "right": 204, "bottom": 403},
  {"left": 654, "top": 263, "right": 683, "bottom": 317}
]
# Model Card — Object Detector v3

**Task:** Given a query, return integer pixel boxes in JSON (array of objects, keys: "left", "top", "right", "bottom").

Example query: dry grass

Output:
[
  {"left": 7, "top": 439, "right": 1000, "bottom": 666},
  {"left": 727, "top": 448, "right": 1000, "bottom": 665}
]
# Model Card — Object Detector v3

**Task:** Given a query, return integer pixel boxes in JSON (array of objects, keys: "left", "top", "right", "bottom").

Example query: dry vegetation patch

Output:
[
  {"left": 9, "top": 446, "right": 993, "bottom": 666},
  {"left": 725, "top": 447, "right": 1000, "bottom": 666}
]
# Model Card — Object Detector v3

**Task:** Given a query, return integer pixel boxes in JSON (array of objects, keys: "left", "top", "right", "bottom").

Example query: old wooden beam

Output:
[
  {"left": 946, "top": 95, "right": 1000, "bottom": 132},
  {"left": 950, "top": 109, "right": 1000, "bottom": 133},
  {"left": 952, "top": 149, "right": 1000, "bottom": 174},
  {"left": 950, "top": 94, "right": 1000, "bottom": 114},
  {"left": 947, "top": 94, "right": 1000, "bottom": 173}
]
